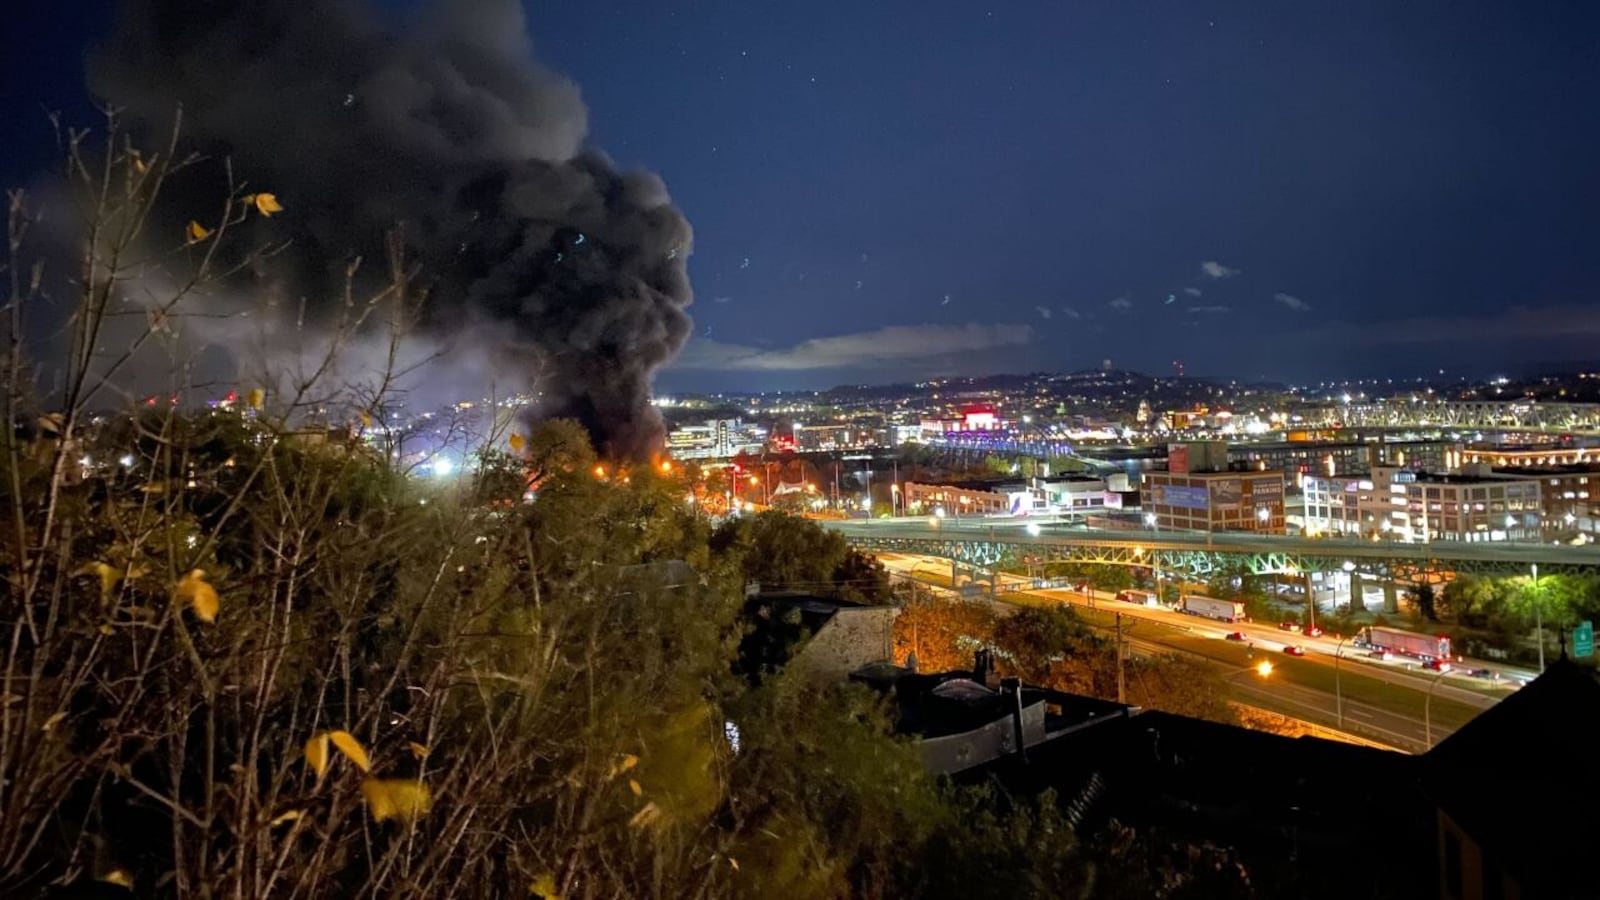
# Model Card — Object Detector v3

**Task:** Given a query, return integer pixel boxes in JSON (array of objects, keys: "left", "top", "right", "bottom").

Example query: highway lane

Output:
[{"left": 890, "top": 553, "right": 1505, "bottom": 709}]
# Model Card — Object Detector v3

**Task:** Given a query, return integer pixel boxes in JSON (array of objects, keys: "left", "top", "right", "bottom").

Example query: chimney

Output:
[{"left": 1001, "top": 677, "right": 1029, "bottom": 763}]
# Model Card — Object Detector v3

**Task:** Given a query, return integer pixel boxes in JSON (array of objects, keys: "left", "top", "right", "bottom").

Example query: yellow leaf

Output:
[
  {"left": 607, "top": 753, "right": 638, "bottom": 779},
  {"left": 246, "top": 388, "right": 265, "bottom": 410},
  {"left": 37, "top": 413, "right": 62, "bottom": 435},
  {"left": 42, "top": 711, "right": 67, "bottom": 733},
  {"left": 627, "top": 801, "right": 661, "bottom": 829},
  {"left": 97, "top": 623, "right": 114, "bottom": 636},
  {"left": 269, "top": 809, "right": 303, "bottom": 827},
  {"left": 304, "top": 733, "right": 330, "bottom": 777},
  {"left": 79, "top": 561, "right": 119, "bottom": 600},
  {"left": 101, "top": 869, "right": 135, "bottom": 888},
  {"left": 360, "top": 778, "right": 432, "bottom": 823},
  {"left": 628, "top": 778, "right": 642, "bottom": 797},
  {"left": 528, "top": 872, "right": 560, "bottom": 899},
  {"left": 186, "top": 220, "right": 212, "bottom": 244},
  {"left": 359, "top": 410, "right": 374, "bottom": 428},
  {"left": 253, "top": 192, "right": 284, "bottom": 217},
  {"left": 175, "top": 569, "right": 219, "bottom": 623},
  {"left": 407, "top": 741, "right": 429, "bottom": 761},
  {"left": 727, "top": 857, "right": 740, "bottom": 872},
  {"left": 328, "top": 729, "right": 371, "bottom": 773},
  {"left": 509, "top": 432, "right": 526, "bottom": 452}
]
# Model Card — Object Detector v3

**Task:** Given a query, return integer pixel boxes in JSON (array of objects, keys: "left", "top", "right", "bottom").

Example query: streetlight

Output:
[
  {"left": 1333, "top": 634, "right": 1349, "bottom": 729},
  {"left": 1255, "top": 660, "right": 1274, "bottom": 678},
  {"left": 1531, "top": 563, "right": 1545, "bottom": 673},
  {"left": 1424, "top": 669, "right": 1449, "bottom": 749}
]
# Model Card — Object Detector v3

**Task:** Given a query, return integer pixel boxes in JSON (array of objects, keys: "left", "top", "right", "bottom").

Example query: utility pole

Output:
[{"left": 1115, "top": 612, "right": 1127, "bottom": 704}]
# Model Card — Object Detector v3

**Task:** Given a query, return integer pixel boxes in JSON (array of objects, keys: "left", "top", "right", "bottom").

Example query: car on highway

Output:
[
  {"left": 1282, "top": 645, "right": 1307, "bottom": 657},
  {"left": 1466, "top": 667, "right": 1501, "bottom": 680},
  {"left": 1423, "top": 659, "right": 1452, "bottom": 672},
  {"left": 1277, "top": 621, "right": 1300, "bottom": 632},
  {"left": 1224, "top": 631, "right": 1247, "bottom": 641},
  {"left": 1304, "top": 625, "right": 1324, "bottom": 638},
  {"left": 1368, "top": 649, "right": 1395, "bottom": 661}
]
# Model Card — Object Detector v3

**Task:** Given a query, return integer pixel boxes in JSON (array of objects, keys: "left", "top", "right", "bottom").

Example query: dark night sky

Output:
[{"left": 5, "top": 1, "right": 1600, "bottom": 391}]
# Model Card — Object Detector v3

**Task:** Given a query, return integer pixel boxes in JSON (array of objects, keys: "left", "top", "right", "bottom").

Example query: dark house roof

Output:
[{"left": 1424, "top": 658, "right": 1600, "bottom": 896}]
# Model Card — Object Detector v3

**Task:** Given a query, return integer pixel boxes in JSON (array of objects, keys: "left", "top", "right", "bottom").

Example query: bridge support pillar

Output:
[
  {"left": 951, "top": 559, "right": 959, "bottom": 589},
  {"left": 1383, "top": 581, "right": 1399, "bottom": 614},
  {"left": 1303, "top": 571, "right": 1318, "bottom": 625},
  {"left": 1350, "top": 571, "right": 1366, "bottom": 613}
]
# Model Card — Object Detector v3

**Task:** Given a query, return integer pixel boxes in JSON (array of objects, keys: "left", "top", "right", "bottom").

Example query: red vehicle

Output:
[
  {"left": 1304, "top": 625, "right": 1324, "bottom": 638},
  {"left": 1424, "top": 659, "right": 1452, "bottom": 672},
  {"left": 1278, "top": 621, "right": 1300, "bottom": 632},
  {"left": 1225, "top": 631, "right": 1247, "bottom": 641},
  {"left": 1282, "top": 645, "right": 1307, "bottom": 657}
]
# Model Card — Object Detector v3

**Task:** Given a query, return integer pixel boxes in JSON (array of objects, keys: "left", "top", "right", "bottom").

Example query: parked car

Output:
[{"left": 1282, "top": 645, "right": 1307, "bottom": 657}]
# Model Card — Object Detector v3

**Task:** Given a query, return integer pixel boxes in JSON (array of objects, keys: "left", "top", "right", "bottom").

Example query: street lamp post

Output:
[
  {"left": 1532, "top": 563, "right": 1545, "bottom": 673},
  {"left": 1424, "top": 669, "right": 1448, "bottom": 749},
  {"left": 1333, "top": 634, "right": 1349, "bottom": 729}
]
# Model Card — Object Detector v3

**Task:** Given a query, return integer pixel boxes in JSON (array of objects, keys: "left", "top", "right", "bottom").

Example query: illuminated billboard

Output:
[{"left": 1153, "top": 484, "right": 1209, "bottom": 509}]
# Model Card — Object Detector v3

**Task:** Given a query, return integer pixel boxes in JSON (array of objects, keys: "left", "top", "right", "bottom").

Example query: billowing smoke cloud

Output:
[{"left": 90, "top": 0, "right": 693, "bottom": 461}]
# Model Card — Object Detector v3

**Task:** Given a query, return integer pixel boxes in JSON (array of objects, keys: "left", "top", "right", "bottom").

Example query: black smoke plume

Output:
[{"left": 91, "top": 0, "right": 693, "bottom": 461}]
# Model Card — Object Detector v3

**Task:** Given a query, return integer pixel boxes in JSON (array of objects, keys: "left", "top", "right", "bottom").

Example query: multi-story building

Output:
[
  {"left": 1486, "top": 464, "right": 1598, "bottom": 535},
  {"left": 792, "top": 423, "right": 879, "bottom": 451},
  {"left": 903, "top": 481, "right": 1031, "bottom": 516},
  {"left": 1304, "top": 466, "right": 1547, "bottom": 543},
  {"left": 1141, "top": 469, "right": 1286, "bottom": 533},
  {"left": 1302, "top": 466, "right": 1414, "bottom": 539},
  {"left": 666, "top": 419, "right": 765, "bottom": 459},
  {"left": 1228, "top": 440, "right": 1462, "bottom": 484},
  {"left": 1401, "top": 472, "right": 1543, "bottom": 543}
]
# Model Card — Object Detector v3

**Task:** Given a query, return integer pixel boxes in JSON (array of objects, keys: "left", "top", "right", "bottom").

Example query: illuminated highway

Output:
[{"left": 874, "top": 548, "right": 1518, "bottom": 751}]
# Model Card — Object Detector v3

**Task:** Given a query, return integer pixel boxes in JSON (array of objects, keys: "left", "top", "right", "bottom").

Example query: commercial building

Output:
[
  {"left": 1141, "top": 469, "right": 1286, "bottom": 533},
  {"left": 666, "top": 418, "right": 766, "bottom": 459},
  {"left": 903, "top": 481, "right": 1032, "bottom": 516},
  {"left": 1461, "top": 444, "right": 1597, "bottom": 467},
  {"left": 791, "top": 422, "right": 879, "bottom": 451}
]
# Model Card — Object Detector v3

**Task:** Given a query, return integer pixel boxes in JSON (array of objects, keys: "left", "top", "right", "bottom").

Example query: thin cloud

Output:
[
  {"left": 1187, "top": 305, "right": 1231, "bottom": 314},
  {"left": 1201, "top": 260, "right": 1240, "bottom": 279},
  {"left": 672, "top": 322, "right": 1034, "bottom": 371},
  {"left": 1108, "top": 296, "right": 1133, "bottom": 312},
  {"left": 1183, "top": 286, "right": 1203, "bottom": 298},
  {"left": 1059, "top": 306, "right": 1082, "bottom": 319},
  {"left": 711, "top": 296, "right": 733, "bottom": 304},
  {"left": 1347, "top": 305, "right": 1600, "bottom": 345},
  {"left": 1274, "top": 292, "right": 1311, "bottom": 312},
  {"left": 1035, "top": 306, "right": 1053, "bottom": 320}
]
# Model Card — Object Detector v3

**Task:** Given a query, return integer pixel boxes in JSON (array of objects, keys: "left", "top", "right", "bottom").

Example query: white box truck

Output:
[{"left": 1179, "top": 595, "right": 1247, "bottom": 623}]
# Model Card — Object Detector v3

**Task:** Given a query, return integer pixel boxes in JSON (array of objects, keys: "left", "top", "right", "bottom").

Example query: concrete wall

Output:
[{"left": 792, "top": 607, "right": 898, "bottom": 681}]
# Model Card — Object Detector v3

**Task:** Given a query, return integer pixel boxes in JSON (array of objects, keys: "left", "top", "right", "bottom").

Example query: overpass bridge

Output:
[
  {"left": 824, "top": 517, "right": 1600, "bottom": 588},
  {"left": 1301, "top": 399, "right": 1600, "bottom": 435}
]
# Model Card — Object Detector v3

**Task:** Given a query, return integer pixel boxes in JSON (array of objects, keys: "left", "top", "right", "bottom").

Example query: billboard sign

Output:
[
  {"left": 1212, "top": 479, "right": 1242, "bottom": 510},
  {"left": 1153, "top": 484, "right": 1209, "bottom": 510},
  {"left": 1250, "top": 476, "right": 1283, "bottom": 497}
]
